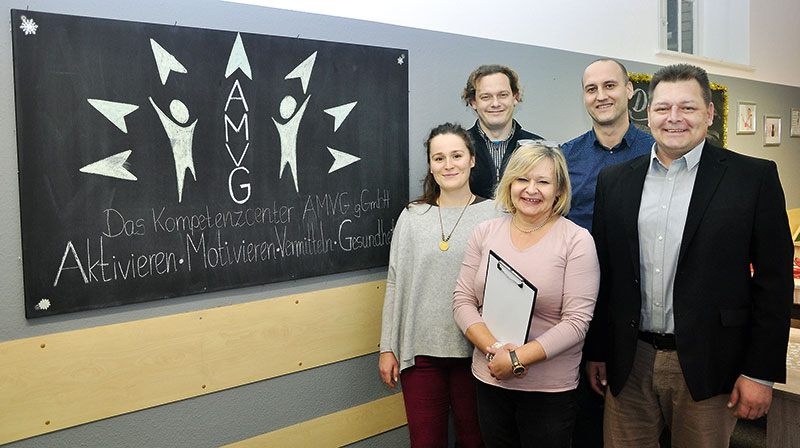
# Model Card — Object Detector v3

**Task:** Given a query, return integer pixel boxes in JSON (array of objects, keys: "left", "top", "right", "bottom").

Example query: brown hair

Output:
[
  {"left": 410, "top": 123, "right": 477, "bottom": 207},
  {"left": 648, "top": 63, "right": 712, "bottom": 106},
  {"left": 461, "top": 65, "right": 522, "bottom": 106}
]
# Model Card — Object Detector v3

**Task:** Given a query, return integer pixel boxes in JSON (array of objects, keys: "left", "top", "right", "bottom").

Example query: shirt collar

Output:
[
  {"left": 475, "top": 119, "right": 517, "bottom": 144},
  {"left": 649, "top": 139, "right": 705, "bottom": 170},
  {"left": 589, "top": 121, "right": 638, "bottom": 152}
]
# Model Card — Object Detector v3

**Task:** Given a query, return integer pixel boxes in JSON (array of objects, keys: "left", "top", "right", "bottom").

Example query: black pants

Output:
[
  {"left": 571, "top": 361, "right": 605, "bottom": 447},
  {"left": 475, "top": 380, "right": 577, "bottom": 448}
]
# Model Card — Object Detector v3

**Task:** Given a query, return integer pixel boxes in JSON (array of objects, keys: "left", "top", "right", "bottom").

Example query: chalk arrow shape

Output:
[
  {"left": 79, "top": 150, "right": 138, "bottom": 181},
  {"left": 87, "top": 99, "right": 139, "bottom": 133},
  {"left": 327, "top": 147, "right": 361, "bottom": 173},
  {"left": 150, "top": 38, "right": 187, "bottom": 85},
  {"left": 285, "top": 51, "right": 317, "bottom": 94},
  {"left": 323, "top": 101, "right": 357, "bottom": 132},
  {"left": 225, "top": 32, "right": 252, "bottom": 79}
]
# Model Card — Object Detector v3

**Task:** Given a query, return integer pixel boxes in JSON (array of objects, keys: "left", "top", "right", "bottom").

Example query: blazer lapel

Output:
[
  {"left": 678, "top": 143, "right": 727, "bottom": 264},
  {"left": 623, "top": 156, "right": 650, "bottom": 279}
]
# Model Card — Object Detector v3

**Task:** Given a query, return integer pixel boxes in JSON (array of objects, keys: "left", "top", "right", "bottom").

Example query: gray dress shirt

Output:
[{"left": 637, "top": 141, "right": 703, "bottom": 334}]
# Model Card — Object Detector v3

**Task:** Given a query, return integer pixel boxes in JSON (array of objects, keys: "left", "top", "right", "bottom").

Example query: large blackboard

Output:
[
  {"left": 628, "top": 73, "right": 728, "bottom": 148},
  {"left": 12, "top": 10, "right": 409, "bottom": 317}
]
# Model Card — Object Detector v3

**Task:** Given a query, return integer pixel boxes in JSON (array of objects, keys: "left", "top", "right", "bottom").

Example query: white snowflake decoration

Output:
[
  {"left": 20, "top": 16, "right": 38, "bottom": 36},
  {"left": 35, "top": 298, "right": 51, "bottom": 310},
  {"left": 397, "top": 54, "right": 405, "bottom": 65}
]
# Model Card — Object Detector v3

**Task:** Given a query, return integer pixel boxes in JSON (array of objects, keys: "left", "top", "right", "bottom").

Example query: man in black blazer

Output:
[{"left": 583, "top": 63, "right": 793, "bottom": 447}]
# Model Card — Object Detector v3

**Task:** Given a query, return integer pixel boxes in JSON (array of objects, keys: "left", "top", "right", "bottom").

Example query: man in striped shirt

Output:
[{"left": 462, "top": 65, "right": 543, "bottom": 199}]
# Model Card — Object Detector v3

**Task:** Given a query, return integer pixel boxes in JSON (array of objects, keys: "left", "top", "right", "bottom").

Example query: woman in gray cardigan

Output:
[{"left": 379, "top": 123, "right": 497, "bottom": 447}]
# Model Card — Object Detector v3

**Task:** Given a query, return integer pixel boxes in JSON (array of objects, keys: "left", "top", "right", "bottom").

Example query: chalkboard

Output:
[
  {"left": 628, "top": 73, "right": 728, "bottom": 148},
  {"left": 12, "top": 10, "right": 409, "bottom": 317}
]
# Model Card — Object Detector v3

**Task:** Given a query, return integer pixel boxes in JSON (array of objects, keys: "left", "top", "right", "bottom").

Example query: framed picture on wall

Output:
[
  {"left": 737, "top": 101, "right": 756, "bottom": 134},
  {"left": 764, "top": 116, "right": 781, "bottom": 146},
  {"left": 791, "top": 108, "right": 800, "bottom": 137}
]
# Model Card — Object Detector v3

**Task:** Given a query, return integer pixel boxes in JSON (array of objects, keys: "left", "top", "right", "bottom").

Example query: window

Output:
[
  {"left": 664, "top": 0, "right": 697, "bottom": 55},
  {"left": 659, "top": 0, "right": 750, "bottom": 66}
]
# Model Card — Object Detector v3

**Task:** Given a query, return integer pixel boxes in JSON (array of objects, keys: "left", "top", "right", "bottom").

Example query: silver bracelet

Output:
[{"left": 486, "top": 342, "right": 503, "bottom": 361}]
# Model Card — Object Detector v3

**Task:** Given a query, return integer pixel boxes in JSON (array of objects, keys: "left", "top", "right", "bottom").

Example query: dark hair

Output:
[
  {"left": 461, "top": 65, "right": 522, "bottom": 106},
  {"left": 410, "top": 123, "right": 476, "bottom": 207},
  {"left": 582, "top": 58, "right": 630, "bottom": 86},
  {"left": 648, "top": 63, "right": 712, "bottom": 105}
]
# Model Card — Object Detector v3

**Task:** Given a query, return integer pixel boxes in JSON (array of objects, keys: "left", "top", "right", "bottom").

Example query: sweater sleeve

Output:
[
  {"left": 453, "top": 222, "right": 487, "bottom": 334},
  {"left": 535, "top": 228, "right": 600, "bottom": 359},
  {"left": 379, "top": 208, "right": 410, "bottom": 353}
]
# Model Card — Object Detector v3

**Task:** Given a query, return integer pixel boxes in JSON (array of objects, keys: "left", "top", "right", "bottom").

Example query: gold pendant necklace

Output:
[{"left": 438, "top": 194, "right": 473, "bottom": 251}]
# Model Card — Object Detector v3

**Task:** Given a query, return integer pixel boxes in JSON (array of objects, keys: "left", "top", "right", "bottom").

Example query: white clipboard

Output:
[{"left": 481, "top": 250, "right": 537, "bottom": 347}]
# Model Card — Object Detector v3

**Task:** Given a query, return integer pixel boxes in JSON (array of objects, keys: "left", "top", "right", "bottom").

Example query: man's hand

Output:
[
  {"left": 728, "top": 375, "right": 772, "bottom": 419},
  {"left": 586, "top": 361, "right": 607, "bottom": 396}
]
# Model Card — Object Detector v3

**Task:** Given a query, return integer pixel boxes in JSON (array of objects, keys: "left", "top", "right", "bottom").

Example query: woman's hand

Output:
[
  {"left": 379, "top": 352, "right": 400, "bottom": 387},
  {"left": 487, "top": 343, "right": 529, "bottom": 380}
]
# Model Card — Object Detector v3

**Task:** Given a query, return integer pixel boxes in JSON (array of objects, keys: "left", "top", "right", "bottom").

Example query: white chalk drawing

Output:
[
  {"left": 272, "top": 95, "right": 310, "bottom": 192},
  {"left": 224, "top": 54, "right": 252, "bottom": 204},
  {"left": 35, "top": 299, "right": 51, "bottom": 310},
  {"left": 284, "top": 51, "right": 317, "bottom": 94},
  {"left": 397, "top": 54, "right": 405, "bottom": 65},
  {"left": 149, "top": 97, "right": 198, "bottom": 202},
  {"left": 327, "top": 147, "right": 361, "bottom": 173},
  {"left": 79, "top": 38, "right": 358, "bottom": 200},
  {"left": 150, "top": 38, "right": 188, "bottom": 85},
  {"left": 225, "top": 32, "right": 252, "bottom": 80},
  {"left": 20, "top": 15, "right": 38, "bottom": 35},
  {"left": 323, "top": 101, "right": 357, "bottom": 132},
  {"left": 80, "top": 150, "right": 138, "bottom": 181},
  {"left": 87, "top": 99, "right": 139, "bottom": 133}
]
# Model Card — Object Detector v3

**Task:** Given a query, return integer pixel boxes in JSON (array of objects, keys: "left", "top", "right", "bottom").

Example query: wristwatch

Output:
[{"left": 509, "top": 350, "right": 526, "bottom": 377}]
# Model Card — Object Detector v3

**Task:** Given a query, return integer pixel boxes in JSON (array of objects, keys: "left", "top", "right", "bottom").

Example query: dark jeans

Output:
[
  {"left": 475, "top": 380, "right": 577, "bottom": 448},
  {"left": 399, "top": 356, "right": 484, "bottom": 448}
]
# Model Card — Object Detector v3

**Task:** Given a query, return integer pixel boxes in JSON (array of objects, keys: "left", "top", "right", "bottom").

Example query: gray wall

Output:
[{"left": 2, "top": 1, "right": 799, "bottom": 446}]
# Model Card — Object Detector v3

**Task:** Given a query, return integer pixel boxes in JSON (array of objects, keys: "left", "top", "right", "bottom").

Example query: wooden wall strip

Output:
[
  {"left": 0, "top": 280, "right": 385, "bottom": 445},
  {"left": 223, "top": 393, "right": 407, "bottom": 447}
]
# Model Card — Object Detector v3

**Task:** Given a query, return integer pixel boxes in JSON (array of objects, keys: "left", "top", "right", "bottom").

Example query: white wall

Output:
[
  {"left": 701, "top": 0, "right": 750, "bottom": 66},
  {"left": 228, "top": 0, "right": 800, "bottom": 88}
]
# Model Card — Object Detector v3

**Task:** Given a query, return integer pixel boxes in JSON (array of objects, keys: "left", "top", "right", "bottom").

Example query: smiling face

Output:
[
  {"left": 471, "top": 72, "right": 519, "bottom": 135},
  {"left": 582, "top": 60, "right": 633, "bottom": 127},
  {"left": 510, "top": 158, "right": 558, "bottom": 220},
  {"left": 647, "top": 79, "right": 714, "bottom": 161},
  {"left": 429, "top": 133, "right": 475, "bottom": 194}
]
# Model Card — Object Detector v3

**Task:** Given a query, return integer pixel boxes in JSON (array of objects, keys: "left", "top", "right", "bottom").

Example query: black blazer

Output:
[{"left": 584, "top": 142, "right": 793, "bottom": 401}]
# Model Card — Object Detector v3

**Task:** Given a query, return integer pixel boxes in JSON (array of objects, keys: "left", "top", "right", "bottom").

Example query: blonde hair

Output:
[{"left": 494, "top": 143, "right": 571, "bottom": 217}]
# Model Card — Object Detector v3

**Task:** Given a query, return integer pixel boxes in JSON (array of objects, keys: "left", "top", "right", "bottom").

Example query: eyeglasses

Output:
[{"left": 517, "top": 139, "right": 560, "bottom": 149}]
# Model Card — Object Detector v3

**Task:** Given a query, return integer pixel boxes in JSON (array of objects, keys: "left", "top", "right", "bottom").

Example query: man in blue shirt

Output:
[
  {"left": 562, "top": 59, "right": 653, "bottom": 231},
  {"left": 564, "top": 58, "right": 653, "bottom": 448},
  {"left": 462, "top": 65, "right": 543, "bottom": 198}
]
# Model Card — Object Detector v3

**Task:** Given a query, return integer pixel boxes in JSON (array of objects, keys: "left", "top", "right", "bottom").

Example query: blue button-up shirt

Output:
[{"left": 562, "top": 123, "right": 654, "bottom": 231}]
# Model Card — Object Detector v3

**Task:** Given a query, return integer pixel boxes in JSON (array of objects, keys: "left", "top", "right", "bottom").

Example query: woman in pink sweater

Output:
[{"left": 453, "top": 143, "right": 600, "bottom": 447}]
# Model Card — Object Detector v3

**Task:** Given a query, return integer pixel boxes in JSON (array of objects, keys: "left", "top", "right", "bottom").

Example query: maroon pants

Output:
[{"left": 399, "top": 355, "right": 484, "bottom": 448}]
